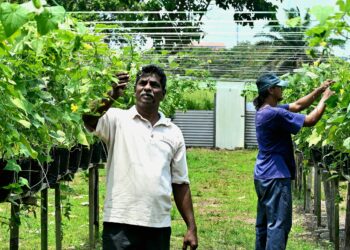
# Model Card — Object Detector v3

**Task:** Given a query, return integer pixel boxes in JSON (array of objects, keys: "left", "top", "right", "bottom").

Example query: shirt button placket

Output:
[{"left": 148, "top": 123, "right": 154, "bottom": 140}]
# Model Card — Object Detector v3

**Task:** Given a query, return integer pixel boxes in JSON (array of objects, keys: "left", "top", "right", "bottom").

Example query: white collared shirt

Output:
[{"left": 95, "top": 106, "right": 189, "bottom": 227}]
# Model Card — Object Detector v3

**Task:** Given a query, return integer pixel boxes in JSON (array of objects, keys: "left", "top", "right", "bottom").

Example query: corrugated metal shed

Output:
[
  {"left": 245, "top": 102, "right": 258, "bottom": 148},
  {"left": 172, "top": 110, "right": 215, "bottom": 147}
]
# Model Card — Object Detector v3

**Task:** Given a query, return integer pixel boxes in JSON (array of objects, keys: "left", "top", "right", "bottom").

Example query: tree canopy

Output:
[
  {"left": 254, "top": 8, "right": 312, "bottom": 74},
  {"left": 44, "top": 0, "right": 283, "bottom": 48}
]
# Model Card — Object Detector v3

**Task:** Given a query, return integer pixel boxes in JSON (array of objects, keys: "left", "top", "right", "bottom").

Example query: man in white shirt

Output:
[{"left": 83, "top": 65, "right": 198, "bottom": 250}]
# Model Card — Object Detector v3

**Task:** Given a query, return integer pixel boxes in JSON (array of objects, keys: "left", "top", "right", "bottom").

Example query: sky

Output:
[{"left": 201, "top": 0, "right": 342, "bottom": 51}]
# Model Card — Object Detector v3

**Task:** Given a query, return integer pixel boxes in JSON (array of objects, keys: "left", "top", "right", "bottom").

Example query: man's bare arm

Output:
[
  {"left": 289, "top": 79, "right": 334, "bottom": 112},
  {"left": 303, "top": 88, "right": 334, "bottom": 127},
  {"left": 172, "top": 183, "right": 198, "bottom": 250}
]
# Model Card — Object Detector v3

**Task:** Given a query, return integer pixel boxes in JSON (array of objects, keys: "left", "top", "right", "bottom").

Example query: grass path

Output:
[
  {"left": 0, "top": 148, "right": 330, "bottom": 249},
  {"left": 171, "top": 148, "right": 329, "bottom": 249}
]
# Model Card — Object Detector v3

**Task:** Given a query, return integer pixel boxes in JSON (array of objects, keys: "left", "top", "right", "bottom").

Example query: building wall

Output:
[
  {"left": 172, "top": 110, "right": 215, "bottom": 147},
  {"left": 215, "top": 82, "right": 245, "bottom": 149},
  {"left": 172, "top": 82, "right": 257, "bottom": 149},
  {"left": 245, "top": 102, "right": 258, "bottom": 148}
]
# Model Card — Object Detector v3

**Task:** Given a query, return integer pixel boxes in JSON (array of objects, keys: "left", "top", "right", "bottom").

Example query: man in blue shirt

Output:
[{"left": 253, "top": 73, "right": 334, "bottom": 250}]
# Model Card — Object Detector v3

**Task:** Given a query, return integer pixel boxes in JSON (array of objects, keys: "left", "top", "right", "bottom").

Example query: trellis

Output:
[
  {"left": 294, "top": 148, "right": 350, "bottom": 250},
  {"left": 69, "top": 9, "right": 328, "bottom": 81},
  {"left": 1, "top": 6, "right": 350, "bottom": 249},
  {"left": 3, "top": 142, "right": 105, "bottom": 250}
]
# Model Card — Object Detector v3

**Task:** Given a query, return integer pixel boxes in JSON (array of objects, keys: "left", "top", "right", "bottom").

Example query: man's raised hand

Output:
[{"left": 111, "top": 72, "right": 130, "bottom": 98}]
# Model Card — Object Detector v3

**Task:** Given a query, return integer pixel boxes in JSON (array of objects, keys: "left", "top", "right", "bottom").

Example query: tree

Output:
[
  {"left": 254, "top": 8, "right": 311, "bottom": 74},
  {"left": 45, "top": 0, "right": 283, "bottom": 49}
]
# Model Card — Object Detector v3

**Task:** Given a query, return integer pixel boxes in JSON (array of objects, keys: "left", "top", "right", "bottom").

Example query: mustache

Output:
[{"left": 141, "top": 92, "right": 154, "bottom": 98}]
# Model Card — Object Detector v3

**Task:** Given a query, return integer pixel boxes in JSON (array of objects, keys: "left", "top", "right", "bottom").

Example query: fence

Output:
[
  {"left": 173, "top": 110, "right": 215, "bottom": 147},
  {"left": 294, "top": 148, "right": 350, "bottom": 250}
]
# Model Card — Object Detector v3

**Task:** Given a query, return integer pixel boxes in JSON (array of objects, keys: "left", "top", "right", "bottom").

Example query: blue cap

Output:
[{"left": 256, "top": 73, "right": 288, "bottom": 93}]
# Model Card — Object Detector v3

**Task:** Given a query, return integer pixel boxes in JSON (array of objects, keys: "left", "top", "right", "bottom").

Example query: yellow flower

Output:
[
  {"left": 340, "top": 89, "right": 344, "bottom": 95},
  {"left": 71, "top": 103, "right": 78, "bottom": 112},
  {"left": 313, "top": 60, "right": 320, "bottom": 67},
  {"left": 83, "top": 43, "right": 93, "bottom": 50},
  {"left": 207, "top": 59, "right": 212, "bottom": 64},
  {"left": 320, "top": 41, "right": 327, "bottom": 47}
]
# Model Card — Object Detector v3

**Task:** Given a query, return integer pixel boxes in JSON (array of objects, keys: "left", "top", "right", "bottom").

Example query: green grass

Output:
[
  {"left": 183, "top": 90, "right": 215, "bottom": 110},
  {"left": 0, "top": 149, "right": 331, "bottom": 249},
  {"left": 171, "top": 149, "right": 330, "bottom": 250}
]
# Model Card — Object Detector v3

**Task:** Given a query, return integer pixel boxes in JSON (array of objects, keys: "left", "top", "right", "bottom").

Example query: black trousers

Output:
[{"left": 102, "top": 222, "right": 171, "bottom": 250}]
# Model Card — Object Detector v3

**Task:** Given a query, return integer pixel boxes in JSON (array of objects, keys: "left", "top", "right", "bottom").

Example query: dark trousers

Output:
[
  {"left": 254, "top": 178, "right": 292, "bottom": 250},
  {"left": 102, "top": 222, "right": 171, "bottom": 250}
]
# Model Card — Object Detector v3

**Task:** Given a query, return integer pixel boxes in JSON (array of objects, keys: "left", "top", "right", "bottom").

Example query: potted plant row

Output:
[{"left": 0, "top": 141, "right": 107, "bottom": 202}]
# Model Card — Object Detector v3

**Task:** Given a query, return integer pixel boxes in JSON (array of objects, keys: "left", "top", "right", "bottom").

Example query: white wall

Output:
[{"left": 215, "top": 82, "right": 246, "bottom": 149}]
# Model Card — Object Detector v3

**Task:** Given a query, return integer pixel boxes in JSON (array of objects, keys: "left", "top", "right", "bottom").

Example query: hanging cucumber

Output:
[{"left": 32, "top": 0, "right": 41, "bottom": 9}]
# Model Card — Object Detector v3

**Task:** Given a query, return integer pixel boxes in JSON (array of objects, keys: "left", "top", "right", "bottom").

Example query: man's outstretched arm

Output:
[{"left": 289, "top": 79, "right": 334, "bottom": 112}]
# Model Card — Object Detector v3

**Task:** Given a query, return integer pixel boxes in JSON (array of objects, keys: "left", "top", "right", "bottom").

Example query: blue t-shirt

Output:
[{"left": 254, "top": 104, "right": 305, "bottom": 180}]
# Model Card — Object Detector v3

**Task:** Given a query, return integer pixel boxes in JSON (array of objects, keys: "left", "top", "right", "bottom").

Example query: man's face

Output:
[
  {"left": 274, "top": 86, "right": 283, "bottom": 102},
  {"left": 269, "top": 86, "right": 283, "bottom": 102},
  {"left": 135, "top": 73, "right": 164, "bottom": 110}
]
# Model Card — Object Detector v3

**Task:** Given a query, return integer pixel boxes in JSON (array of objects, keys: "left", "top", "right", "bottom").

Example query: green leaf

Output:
[
  {"left": 169, "top": 61, "right": 179, "bottom": 68},
  {"left": 33, "top": 114, "right": 45, "bottom": 124},
  {"left": 328, "top": 38, "right": 346, "bottom": 46},
  {"left": 344, "top": 137, "right": 350, "bottom": 150},
  {"left": 49, "top": 130, "right": 66, "bottom": 143},
  {"left": 4, "top": 160, "right": 21, "bottom": 173},
  {"left": 286, "top": 17, "right": 301, "bottom": 27},
  {"left": 19, "top": 135, "right": 38, "bottom": 159},
  {"left": 168, "top": 55, "right": 177, "bottom": 64},
  {"left": 57, "top": 130, "right": 65, "bottom": 137},
  {"left": 308, "top": 37, "right": 323, "bottom": 47},
  {"left": 305, "top": 71, "right": 318, "bottom": 79},
  {"left": 77, "top": 130, "right": 89, "bottom": 146},
  {"left": 325, "top": 95, "right": 338, "bottom": 108},
  {"left": 309, "top": 5, "right": 335, "bottom": 25},
  {"left": 19, "top": 177, "right": 29, "bottom": 188},
  {"left": 73, "top": 35, "right": 81, "bottom": 51},
  {"left": 328, "top": 115, "right": 345, "bottom": 124},
  {"left": 307, "top": 129, "right": 322, "bottom": 146},
  {"left": 17, "top": 119, "right": 31, "bottom": 128},
  {"left": 33, "top": 113, "right": 45, "bottom": 124},
  {"left": 35, "top": 6, "right": 65, "bottom": 35},
  {"left": 3, "top": 183, "right": 23, "bottom": 194},
  {"left": 306, "top": 26, "right": 326, "bottom": 36},
  {"left": 9, "top": 97, "right": 27, "bottom": 113},
  {"left": 337, "top": 0, "right": 350, "bottom": 13},
  {"left": 0, "top": 3, "right": 29, "bottom": 37},
  {"left": 0, "top": 63, "right": 14, "bottom": 77},
  {"left": 31, "top": 38, "right": 44, "bottom": 55},
  {"left": 76, "top": 22, "right": 87, "bottom": 34}
]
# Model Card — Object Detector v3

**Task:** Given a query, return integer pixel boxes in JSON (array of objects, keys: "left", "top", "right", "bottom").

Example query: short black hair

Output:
[{"left": 136, "top": 64, "right": 167, "bottom": 94}]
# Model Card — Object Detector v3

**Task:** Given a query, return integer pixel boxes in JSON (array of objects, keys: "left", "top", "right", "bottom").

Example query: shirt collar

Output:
[{"left": 129, "top": 105, "right": 171, "bottom": 127}]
